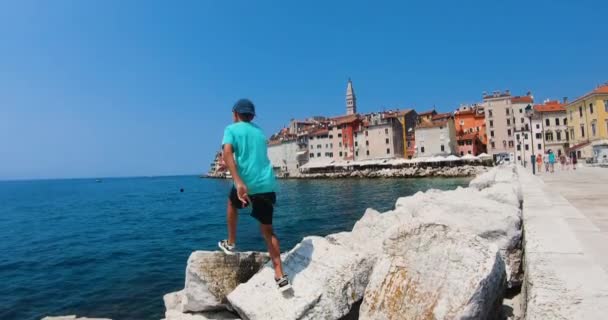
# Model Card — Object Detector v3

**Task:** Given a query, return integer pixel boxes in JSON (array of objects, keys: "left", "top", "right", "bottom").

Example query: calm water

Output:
[{"left": 0, "top": 176, "right": 470, "bottom": 320}]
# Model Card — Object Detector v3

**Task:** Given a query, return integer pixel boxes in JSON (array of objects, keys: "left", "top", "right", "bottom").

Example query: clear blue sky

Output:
[{"left": 1, "top": 0, "right": 606, "bottom": 180}]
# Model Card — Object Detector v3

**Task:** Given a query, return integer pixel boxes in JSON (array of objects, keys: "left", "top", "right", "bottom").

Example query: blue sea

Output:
[{"left": 0, "top": 176, "right": 471, "bottom": 320}]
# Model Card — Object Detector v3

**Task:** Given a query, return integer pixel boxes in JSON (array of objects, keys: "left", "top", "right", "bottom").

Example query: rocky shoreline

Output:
[
  {"left": 161, "top": 164, "right": 522, "bottom": 320},
  {"left": 292, "top": 165, "right": 488, "bottom": 179}
]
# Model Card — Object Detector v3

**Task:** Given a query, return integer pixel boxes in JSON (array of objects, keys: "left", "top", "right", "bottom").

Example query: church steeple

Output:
[{"left": 346, "top": 78, "right": 357, "bottom": 115}]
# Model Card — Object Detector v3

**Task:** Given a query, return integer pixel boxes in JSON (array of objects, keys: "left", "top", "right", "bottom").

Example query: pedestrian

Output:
[
  {"left": 218, "top": 98, "right": 291, "bottom": 291},
  {"left": 536, "top": 153, "right": 543, "bottom": 173},
  {"left": 548, "top": 151, "right": 556, "bottom": 173},
  {"left": 543, "top": 153, "right": 549, "bottom": 172},
  {"left": 560, "top": 154, "right": 566, "bottom": 171},
  {"left": 571, "top": 152, "right": 578, "bottom": 170}
]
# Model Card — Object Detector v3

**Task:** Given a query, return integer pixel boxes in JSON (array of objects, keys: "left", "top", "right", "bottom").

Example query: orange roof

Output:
[
  {"left": 418, "top": 110, "right": 437, "bottom": 116},
  {"left": 309, "top": 128, "right": 329, "bottom": 136},
  {"left": 568, "top": 84, "right": 608, "bottom": 105},
  {"left": 534, "top": 101, "right": 566, "bottom": 113},
  {"left": 432, "top": 113, "right": 453, "bottom": 121},
  {"left": 330, "top": 114, "right": 359, "bottom": 125},
  {"left": 511, "top": 96, "right": 534, "bottom": 104},
  {"left": 417, "top": 120, "right": 448, "bottom": 129},
  {"left": 457, "top": 132, "right": 478, "bottom": 140}
]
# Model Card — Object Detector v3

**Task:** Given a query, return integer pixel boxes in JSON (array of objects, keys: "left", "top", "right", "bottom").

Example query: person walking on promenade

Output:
[
  {"left": 543, "top": 153, "right": 549, "bottom": 172},
  {"left": 560, "top": 154, "right": 567, "bottom": 171},
  {"left": 571, "top": 152, "right": 578, "bottom": 170},
  {"left": 548, "top": 150, "right": 556, "bottom": 173},
  {"left": 218, "top": 98, "right": 291, "bottom": 292},
  {"left": 536, "top": 153, "right": 543, "bottom": 173}
]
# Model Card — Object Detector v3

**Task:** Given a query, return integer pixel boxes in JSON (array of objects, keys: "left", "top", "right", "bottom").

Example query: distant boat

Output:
[{"left": 96, "top": 179, "right": 102, "bottom": 183}]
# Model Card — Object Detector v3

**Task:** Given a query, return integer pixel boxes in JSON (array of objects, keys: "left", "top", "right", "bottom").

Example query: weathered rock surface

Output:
[
  {"left": 227, "top": 236, "right": 376, "bottom": 320},
  {"left": 359, "top": 223, "right": 506, "bottom": 320},
  {"left": 42, "top": 317, "right": 111, "bottom": 320},
  {"left": 165, "top": 251, "right": 269, "bottom": 314},
  {"left": 394, "top": 166, "right": 523, "bottom": 288},
  {"left": 163, "top": 310, "right": 240, "bottom": 320}
]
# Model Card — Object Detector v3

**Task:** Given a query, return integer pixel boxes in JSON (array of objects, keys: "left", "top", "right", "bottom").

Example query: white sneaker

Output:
[
  {"left": 218, "top": 240, "right": 236, "bottom": 255},
  {"left": 275, "top": 274, "right": 292, "bottom": 292}
]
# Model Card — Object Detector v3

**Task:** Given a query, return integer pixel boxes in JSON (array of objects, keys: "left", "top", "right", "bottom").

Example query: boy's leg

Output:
[
  {"left": 260, "top": 224, "right": 285, "bottom": 280},
  {"left": 227, "top": 198, "right": 238, "bottom": 245}
]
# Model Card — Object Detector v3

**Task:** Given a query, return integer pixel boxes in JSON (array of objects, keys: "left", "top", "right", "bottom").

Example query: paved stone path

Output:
[{"left": 536, "top": 165, "right": 608, "bottom": 272}]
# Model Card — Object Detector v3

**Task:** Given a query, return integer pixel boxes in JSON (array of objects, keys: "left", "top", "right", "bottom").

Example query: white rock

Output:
[
  {"left": 164, "top": 310, "right": 240, "bottom": 320},
  {"left": 395, "top": 184, "right": 522, "bottom": 288},
  {"left": 227, "top": 236, "right": 376, "bottom": 320},
  {"left": 168, "top": 251, "right": 269, "bottom": 313},
  {"left": 359, "top": 223, "right": 506, "bottom": 320},
  {"left": 469, "top": 168, "right": 498, "bottom": 190}
]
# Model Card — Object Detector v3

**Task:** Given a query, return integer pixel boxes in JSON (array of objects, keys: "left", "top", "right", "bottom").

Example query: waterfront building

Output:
[
  {"left": 454, "top": 104, "right": 487, "bottom": 156},
  {"left": 329, "top": 114, "right": 362, "bottom": 160},
  {"left": 481, "top": 90, "right": 534, "bottom": 161},
  {"left": 354, "top": 112, "right": 405, "bottom": 160},
  {"left": 565, "top": 84, "right": 608, "bottom": 161},
  {"left": 414, "top": 112, "right": 457, "bottom": 157},
  {"left": 534, "top": 100, "right": 569, "bottom": 157},
  {"left": 417, "top": 109, "right": 437, "bottom": 124},
  {"left": 386, "top": 109, "right": 418, "bottom": 158}
]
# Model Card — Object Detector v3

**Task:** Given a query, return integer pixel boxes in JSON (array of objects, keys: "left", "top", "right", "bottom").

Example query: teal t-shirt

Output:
[{"left": 222, "top": 122, "right": 277, "bottom": 195}]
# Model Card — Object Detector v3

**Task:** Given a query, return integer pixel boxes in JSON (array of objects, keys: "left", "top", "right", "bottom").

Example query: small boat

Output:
[{"left": 95, "top": 179, "right": 102, "bottom": 183}]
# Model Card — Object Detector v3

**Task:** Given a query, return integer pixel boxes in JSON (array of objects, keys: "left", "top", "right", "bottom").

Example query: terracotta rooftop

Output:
[
  {"left": 457, "top": 132, "right": 478, "bottom": 141},
  {"left": 384, "top": 109, "right": 415, "bottom": 118},
  {"left": 418, "top": 110, "right": 437, "bottom": 116},
  {"left": 534, "top": 101, "right": 566, "bottom": 113},
  {"left": 416, "top": 120, "right": 448, "bottom": 129},
  {"left": 511, "top": 96, "right": 534, "bottom": 104},
  {"left": 432, "top": 113, "right": 453, "bottom": 121},
  {"left": 309, "top": 128, "right": 329, "bottom": 136},
  {"left": 330, "top": 114, "right": 359, "bottom": 125},
  {"left": 567, "top": 84, "right": 608, "bottom": 105}
]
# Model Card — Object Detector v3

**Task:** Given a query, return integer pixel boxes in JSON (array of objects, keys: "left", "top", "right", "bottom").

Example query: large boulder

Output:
[
  {"left": 165, "top": 251, "right": 269, "bottom": 314},
  {"left": 163, "top": 310, "right": 240, "bottom": 320},
  {"left": 227, "top": 236, "right": 376, "bottom": 320},
  {"left": 395, "top": 185, "right": 522, "bottom": 288},
  {"left": 360, "top": 223, "right": 506, "bottom": 320}
]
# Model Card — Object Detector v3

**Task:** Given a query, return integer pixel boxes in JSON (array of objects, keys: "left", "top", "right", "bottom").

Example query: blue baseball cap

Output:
[{"left": 232, "top": 99, "right": 256, "bottom": 115}]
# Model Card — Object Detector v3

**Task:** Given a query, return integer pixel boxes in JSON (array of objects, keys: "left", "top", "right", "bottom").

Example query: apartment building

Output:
[
  {"left": 454, "top": 104, "right": 486, "bottom": 156},
  {"left": 534, "top": 100, "right": 569, "bottom": 157},
  {"left": 565, "top": 84, "right": 608, "bottom": 161},
  {"left": 415, "top": 113, "right": 457, "bottom": 157},
  {"left": 354, "top": 112, "right": 404, "bottom": 160}
]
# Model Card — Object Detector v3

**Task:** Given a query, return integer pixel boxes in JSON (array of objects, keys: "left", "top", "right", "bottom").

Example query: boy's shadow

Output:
[{"left": 275, "top": 238, "right": 315, "bottom": 299}]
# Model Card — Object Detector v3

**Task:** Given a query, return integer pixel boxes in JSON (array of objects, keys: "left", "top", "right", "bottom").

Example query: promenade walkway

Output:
[{"left": 519, "top": 165, "right": 608, "bottom": 319}]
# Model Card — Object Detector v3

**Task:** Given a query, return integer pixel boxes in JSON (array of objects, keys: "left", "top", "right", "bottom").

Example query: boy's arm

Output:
[{"left": 223, "top": 144, "right": 250, "bottom": 205}]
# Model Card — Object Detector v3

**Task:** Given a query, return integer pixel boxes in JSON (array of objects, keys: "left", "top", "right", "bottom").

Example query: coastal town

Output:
[{"left": 208, "top": 80, "right": 608, "bottom": 178}]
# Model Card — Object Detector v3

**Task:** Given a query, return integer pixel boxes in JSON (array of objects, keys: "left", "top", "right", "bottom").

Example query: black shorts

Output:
[{"left": 228, "top": 187, "right": 276, "bottom": 225}]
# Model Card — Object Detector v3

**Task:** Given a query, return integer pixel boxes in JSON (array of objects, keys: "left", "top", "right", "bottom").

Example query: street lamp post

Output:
[{"left": 525, "top": 104, "right": 535, "bottom": 174}]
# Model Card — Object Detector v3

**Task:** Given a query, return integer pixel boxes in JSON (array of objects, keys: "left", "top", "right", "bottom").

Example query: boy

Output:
[{"left": 218, "top": 98, "right": 291, "bottom": 292}]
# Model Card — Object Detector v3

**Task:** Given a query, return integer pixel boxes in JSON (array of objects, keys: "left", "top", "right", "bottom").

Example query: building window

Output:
[
  {"left": 570, "top": 129, "right": 574, "bottom": 140},
  {"left": 366, "top": 141, "right": 369, "bottom": 146},
  {"left": 386, "top": 148, "right": 390, "bottom": 154},
  {"left": 590, "top": 103, "right": 594, "bottom": 114},
  {"left": 564, "top": 118, "right": 568, "bottom": 126},
  {"left": 537, "top": 144, "right": 541, "bottom": 150},
  {"left": 490, "top": 120, "right": 494, "bottom": 128},
  {"left": 385, "top": 138, "right": 389, "bottom": 144},
  {"left": 592, "top": 122, "right": 597, "bottom": 136},
  {"left": 330, "top": 143, "right": 333, "bottom": 148},
  {"left": 329, "top": 135, "right": 333, "bottom": 139},
  {"left": 581, "top": 125, "right": 585, "bottom": 138},
  {"left": 354, "top": 133, "right": 357, "bottom": 138},
  {"left": 326, "top": 144, "right": 328, "bottom": 148},
  {"left": 579, "top": 106, "right": 583, "bottom": 117},
  {"left": 339, "top": 151, "right": 343, "bottom": 157},
  {"left": 525, "top": 124, "right": 530, "bottom": 131},
  {"left": 525, "top": 144, "right": 529, "bottom": 150},
  {"left": 490, "top": 130, "right": 494, "bottom": 137},
  {"left": 385, "top": 128, "right": 389, "bottom": 135},
  {"left": 605, "top": 100, "right": 608, "bottom": 112},
  {"left": 570, "top": 110, "right": 573, "bottom": 120},
  {"left": 555, "top": 118, "right": 560, "bottom": 126},
  {"left": 516, "top": 134, "right": 520, "bottom": 140},
  {"left": 317, "top": 153, "right": 321, "bottom": 157},
  {"left": 365, "top": 131, "right": 368, "bottom": 136},
  {"left": 460, "top": 151, "right": 464, "bottom": 156},
  {"left": 556, "top": 131, "right": 561, "bottom": 141},
  {"left": 525, "top": 133, "right": 529, "bottom": 139},
  {"left": 355, "top": 151, "right": 359, "bottom": 156},
  {"left": 506, "top": 108, "right": 510, "bottom": 115},
  {"left": 566, "top": 131, "right": 569, "bottom": 141},
  {"left": 355, "top": 141, "right": 358, "bottom": 147},
  {"left": 310, "top": 153, "right": 314, "bottom": 158},
  {"left": 491, "top": 142, "right": 495, "bottom": 149},
  {"left": 545, "top": 119, "right": 550, "bottom": 126},
  {"left": 338, "top": 133, "right": 342, "bottom": 138},
  {"left": 317, "top": 144, "right": 321, "bottom": 149},
  {"left": 517, "top": 145, "right": 521, "bottom": 151},
  {"left": 507, "top": 119, "right": 511, "bottom": 126},
  {"left": 518, "top": 155, "right": 521, "bottom": 161},
  {"left": 507, "top": 129, "right": 512, "bottom": 137},
  {"left": 339, "top": 142, "right": 342, "bottom": 147},
  {"left": 441, "top": 145, "right": 445, "bottom": 152},
  {"left": 488, "top": 110, "right": 493, "bottom": 117},
  {"left": 521, "top": 118, "right": 524, "bottom": 124},
  {"left": 536, "top": 124, "right": 540, "bottom": 129},
  {"left": 508, "top": 141, "right": 514, "bottom": 147},
  {"left": 366, "top": 150, "right": 370, "bottom": 156},
  {"left": 421, "top": 147, "right": 425, "bottom": 153},
  {"left": 519, "top": 108, "right": 523, "bottom": 113},
  {"left": 545, "top": 132, "right": 553, "bottom": 141}
]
